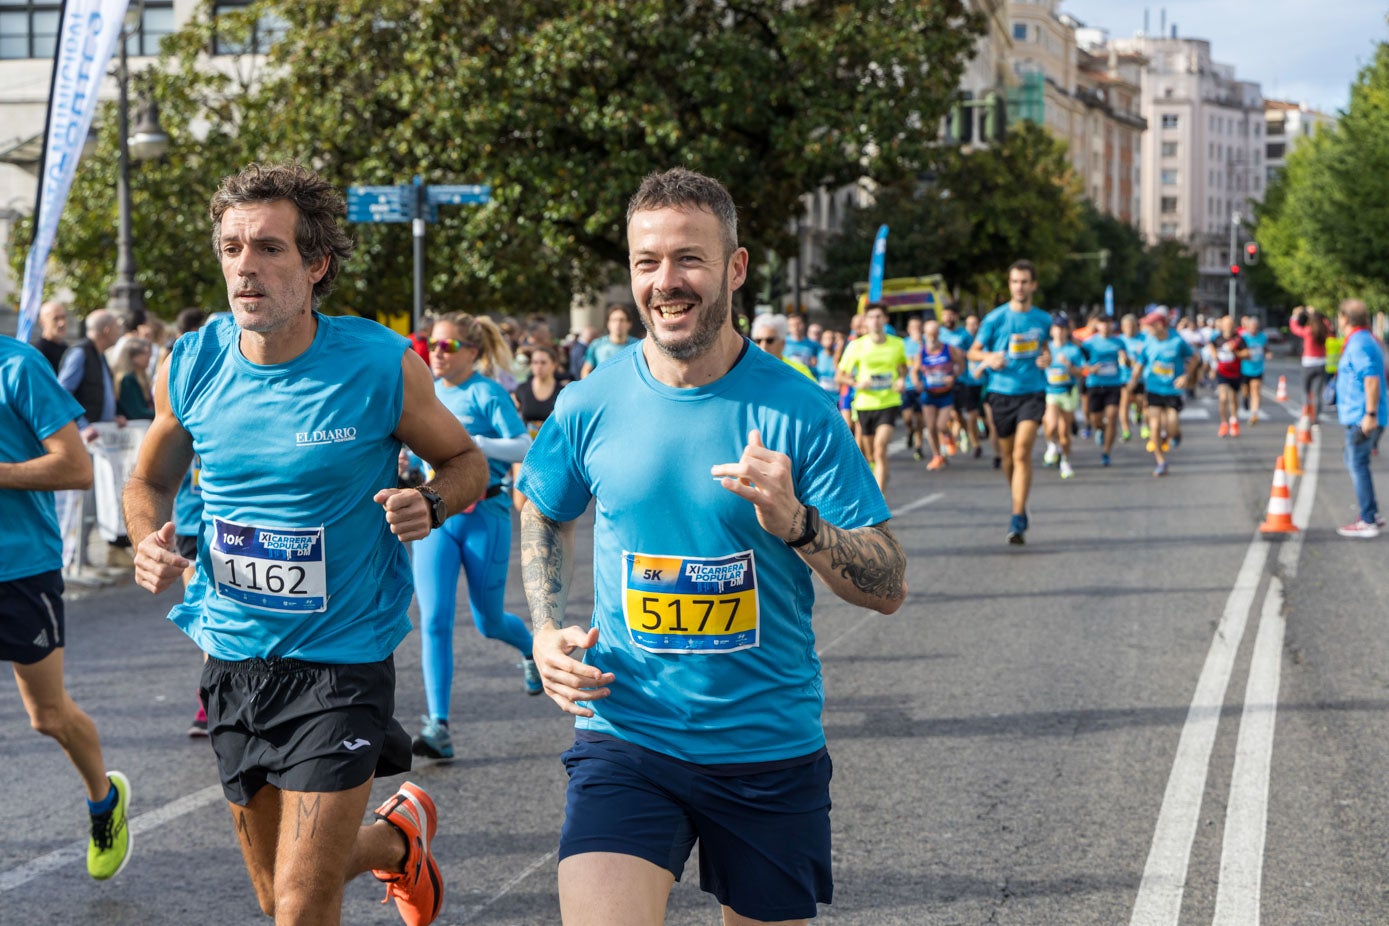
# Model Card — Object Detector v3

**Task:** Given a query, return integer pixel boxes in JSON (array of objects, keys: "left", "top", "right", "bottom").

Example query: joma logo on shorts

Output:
[{"left": 295, "top": 427, "right": 358, "bottom": 446}]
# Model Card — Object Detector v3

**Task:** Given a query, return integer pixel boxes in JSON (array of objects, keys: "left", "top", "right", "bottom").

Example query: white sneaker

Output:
[
  {"left": 1043, "top": 443, "right": 1059, "bottom": 466},
  {"left": 1059, "top": 459, "right": 1075, "bottom": 479},
  {"left": 1337, "top": 520, "right": 1380, "bottom": 539}
]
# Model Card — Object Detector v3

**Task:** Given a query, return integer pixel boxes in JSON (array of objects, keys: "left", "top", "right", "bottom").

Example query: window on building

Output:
[
  {"left": 0, "top": 1, "right": 171, "bottom": 59},
  {"left": 1161, "top": 169, "right": 1179, "bottom": 186},
  {"left": 213, "top": 0, "right": 288, "bottom": 55},
  {"left": 1162, "top": 113, "right": 1179, "bottom": 129},
  {"left": 1160, "top": 223, "right": 1178, "bottom": 238},
  {"left": 1012, "top": 23, "right": 1027, "bottom": 40},
  {"left": 1267, "top": 142, "right": 1286, "bottom": 160},
  {"left": 1161, "top": 196, "right": 1179, "bottom": 214},
  {"left": 1162, "top": 141, "right": 1179, "bottom": 158}
]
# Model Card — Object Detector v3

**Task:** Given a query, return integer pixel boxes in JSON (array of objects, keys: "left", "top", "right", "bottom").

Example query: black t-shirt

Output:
[
  {"left": 516, "top": 377, "right": 565, "bottom": 426},
  {"left": 34, "top": 337, "right": 65, "bottom": 373}
]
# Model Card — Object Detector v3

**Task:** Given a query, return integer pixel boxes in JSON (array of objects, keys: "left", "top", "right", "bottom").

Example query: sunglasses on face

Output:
[
  {"left": 429, "top": 338, "right": 476, "bottom": 354},
  {"left": 752, "top": 336, "right": 779, "bottom": 345}
]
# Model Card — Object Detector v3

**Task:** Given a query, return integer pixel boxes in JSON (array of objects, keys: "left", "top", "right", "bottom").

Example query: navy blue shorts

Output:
[
  {"left": 0, "top": 569, "right": 64, "bottom": 665},
  {"left": 559, "top": 734, "right": 833, "bottom": 921},
  {"left": 921, "top": 390, "right": 954, "bottom": 409}
]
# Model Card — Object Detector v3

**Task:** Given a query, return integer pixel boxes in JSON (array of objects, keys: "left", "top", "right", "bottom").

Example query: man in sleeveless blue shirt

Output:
[
  {"left": 1, "top": 338, "right": 132, "bottom": 882},
  {"left": 517, "top": 168, "right": 907, "bottom": 926},
  {"left": 124, "top": 163, "right": 488, "bottom": 926}
]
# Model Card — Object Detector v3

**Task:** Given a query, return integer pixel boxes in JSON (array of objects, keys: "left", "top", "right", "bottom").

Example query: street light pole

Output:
[
  {"left": 107, "top": 14, "right": 141, "bottom": 318},
  {"left": 1227, "top": 209, "right": 1239, "bottom": 318}
]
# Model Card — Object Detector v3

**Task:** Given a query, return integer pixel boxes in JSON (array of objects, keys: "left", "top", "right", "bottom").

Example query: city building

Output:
[
  {"left": 1109, "top": 32, "right": 1265, "bottom": 309},
  {"left": 1264, "top": 99, "right": 1337, "bottom": 184},
  {"left": 1006, "top": 1, "right": 1146, "bottom": 224}
]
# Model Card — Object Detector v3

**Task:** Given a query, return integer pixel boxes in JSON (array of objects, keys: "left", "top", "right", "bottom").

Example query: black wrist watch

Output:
[
  {"left": 787, "top": 505, "right": 821, "bottom": 549},
  {"left": 417, "top": 486, "right": 447, "bottom": 530}
]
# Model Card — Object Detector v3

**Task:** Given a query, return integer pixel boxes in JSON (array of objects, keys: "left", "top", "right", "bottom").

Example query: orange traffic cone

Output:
[
  {"left": 1296, "top": 403, "right": 1314, "bottom": 445},
  {"left": 1275, "top": 375, "right": 1288, "bottom": 402},
  {"left": 1259, "top": 457, "right": 1299, "bottom": 534},
  {"left": 1282, "top": 425, "right": 1303, "bottom": 477}
]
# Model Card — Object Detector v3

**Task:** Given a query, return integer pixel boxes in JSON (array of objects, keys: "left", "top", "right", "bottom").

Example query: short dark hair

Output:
[
  {"left": 210, "top": 162, "right": 354, "bottom": 310},
  {"left": 1008, "top": 260, "right": 1037, "bottom": 282},
  {"left": 626, "top": 167, "right": 739, "bottom": 256},
  {"left": 175, "top": 307, "right": 207, "bottom": 335}
]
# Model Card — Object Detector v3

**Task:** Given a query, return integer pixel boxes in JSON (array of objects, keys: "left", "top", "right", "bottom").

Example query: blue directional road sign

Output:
[
  {"left": 347, "top": 186, "right": 410, "bottom": 223},
  {"left": 426, "top": 184, "right": 491, "bottom": 207}
]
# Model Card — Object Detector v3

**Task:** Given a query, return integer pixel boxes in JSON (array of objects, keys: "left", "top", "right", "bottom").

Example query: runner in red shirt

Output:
[{"left": 1212, "top": 314, "right": 1250, "bottom": 437}]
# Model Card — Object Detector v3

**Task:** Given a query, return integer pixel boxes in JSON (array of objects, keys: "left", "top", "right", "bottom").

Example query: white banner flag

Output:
[{"left": 15, "top": 0, "right": 131, "bottom": 344}]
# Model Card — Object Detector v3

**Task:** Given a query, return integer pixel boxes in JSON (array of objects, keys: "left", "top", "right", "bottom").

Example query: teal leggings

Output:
[{"left": 411, "top": 507, "right": 532, "bottom": 721}]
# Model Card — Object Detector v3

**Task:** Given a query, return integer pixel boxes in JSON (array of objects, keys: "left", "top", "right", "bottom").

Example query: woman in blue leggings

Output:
[{"left": 412, "top": 311, "right": 536, "bottom": 759}]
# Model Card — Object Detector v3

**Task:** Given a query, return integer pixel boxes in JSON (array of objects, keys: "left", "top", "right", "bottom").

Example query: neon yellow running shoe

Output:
[{"left": 87, "top": 771, "right": 131, "bottom": 881}]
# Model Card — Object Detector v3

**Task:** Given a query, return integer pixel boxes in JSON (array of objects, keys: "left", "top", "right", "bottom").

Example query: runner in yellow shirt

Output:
[{"left": 836, "top": 303, "right": 908, "bottom": 493}]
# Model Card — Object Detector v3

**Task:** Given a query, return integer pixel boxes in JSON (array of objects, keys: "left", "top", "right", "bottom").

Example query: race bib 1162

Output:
[{"left": 210, "top": 517, "right": 327, "bottom": 613}]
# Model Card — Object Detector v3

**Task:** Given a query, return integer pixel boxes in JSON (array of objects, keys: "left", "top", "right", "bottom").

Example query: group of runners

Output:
[{"left": 5, "top": 163, "right": 907, "bottom": 926}]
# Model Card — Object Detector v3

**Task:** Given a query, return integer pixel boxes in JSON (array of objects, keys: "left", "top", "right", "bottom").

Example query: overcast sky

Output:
[{"left": 1059, "top": 0, "right": 1387, "bottom": 114}]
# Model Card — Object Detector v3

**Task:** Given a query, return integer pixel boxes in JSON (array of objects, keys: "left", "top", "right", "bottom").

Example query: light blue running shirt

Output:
[
  {"left": 1139, "top": 333, "right": 1195, "bottom": 396},
  {"left": 940, "top": 325, "right": 979, "bottom": 385},
  {"left": 173, "top": 456, "right": 203, "bottom": 537},
  {"left": 433, "top": 372, "right": 528, "bottom": 519},
  {"left": 1046, "top": 343, "right": 1085, "bottom": 395},
  {"left": 518, "top": 342, "right": 889, "bottom": 764},
  {"left": 973, "top": 304, "right": 1053, "bottom": 396},
  {"left": 0, "top": 339, "right": 84, "bottom": 582},
  {"left": 1241, "top": 330, "right": 1268, "bottom": 378},
  {"left": 1120, "top": 333, "right": 1150, "bottom": 373},
  {"left": 166, "top": 313, "right": 414, "bottom": 663},
  {"left": 1082, "top": 335, "right": 1127, "bottom": 388}
]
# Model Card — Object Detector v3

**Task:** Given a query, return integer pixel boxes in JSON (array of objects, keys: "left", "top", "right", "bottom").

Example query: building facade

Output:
[
  {"left": 1109, "top": 33, "right": 1265, "bottom": 309},
  {"left": 1264, "top": 99, "right": 1336, "bottom": 184}
]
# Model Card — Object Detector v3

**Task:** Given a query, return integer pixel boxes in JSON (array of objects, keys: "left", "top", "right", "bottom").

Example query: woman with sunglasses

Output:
[{"left": 411, "top": 312, "right": 539, "bottom": 760}]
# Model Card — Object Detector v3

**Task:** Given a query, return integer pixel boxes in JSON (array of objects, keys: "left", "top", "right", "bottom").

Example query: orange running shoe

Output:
[
  {"left": 1218, "top": 422, "right": 1230, "bottom": 438},
  {"left": 926, "top": 455, "right": 947, "bottom": 471},
  {"left": 942, "top": 436, "right": 958, "bottom": 457},
  {"left": 1230, "top": 420, "right": 1241, "bottom": 437},
  {"left": 372, "top": 783, "right": 442, "bottom": 926}
]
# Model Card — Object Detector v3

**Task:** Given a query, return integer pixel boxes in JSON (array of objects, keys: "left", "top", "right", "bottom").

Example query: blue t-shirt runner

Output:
[
  {"left": 973, "top": 303, "right": 1053, "bottom": 396},
  {"left": 518, "top": 343, "right": 889, "bottom": 764}
]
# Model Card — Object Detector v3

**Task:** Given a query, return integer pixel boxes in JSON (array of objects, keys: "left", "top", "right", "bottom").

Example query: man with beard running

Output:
[{"left": 517, "top": 167, "right": 906, "bottom": 926}]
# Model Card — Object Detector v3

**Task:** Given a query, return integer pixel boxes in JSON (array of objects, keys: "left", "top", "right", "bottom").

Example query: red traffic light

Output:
[
  {"left": 1229, "top": 264, "right": 1241, "bottom": 276},
  {"left": 1243, "top": 241, "right": 1260, "bottom": 265}
]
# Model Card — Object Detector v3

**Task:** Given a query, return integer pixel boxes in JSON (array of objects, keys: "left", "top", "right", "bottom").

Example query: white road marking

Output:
[
  {"left": 893, "top": 492, "right": 943, "bottom": 516},
  {"left": 1178, "top": 407, "right": 1211, "bottom": 421},
  {"left": 455, "top": 849, "right": 558, "bottom": 923},
  {"left": 1129, "top": 538, "right": 1270, "bottom": 925},
  {"left": 0, "top": 784, "right": 224, "bottom": 892},
  {"left": 1211, "top": 577, "right": 1285, "bottom": 926}
]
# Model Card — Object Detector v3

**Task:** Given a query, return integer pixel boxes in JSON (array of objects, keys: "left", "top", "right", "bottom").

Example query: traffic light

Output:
[
  {"left": 1229, "top": 263, "right": 1241, "bottom": 278},
  {"left": 1243, "top": 241, "right": 1260, "bottom": 265}
]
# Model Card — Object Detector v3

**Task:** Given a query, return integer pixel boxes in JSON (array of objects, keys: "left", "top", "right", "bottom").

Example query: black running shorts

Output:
[
  {"left": 1148, "top": 393, "right": 1184, "bottom": 411},
  {"left": 855, "top": 406, "right": 900, "bottom": 433},
  {"left": 201, "top": 655, "right": 412, "bottom": 805},
  {"left": 954, "top": 383, "right": 983, "bottom": 413},
  {"left": 1087, "top": 386, "right": 1123, "bottom": 413},
  {"left": 0, "top": 569, "right": 64, "bottom": 665},
  {"left": 985, "top": 392, "right": 1045, "bottom": 439}
]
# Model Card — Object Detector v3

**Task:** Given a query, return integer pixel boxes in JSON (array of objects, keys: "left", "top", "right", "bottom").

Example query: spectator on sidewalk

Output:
[
  {"left": 112, "top": 337, "right": 155, "bottom": 420},
  {"left": 57, "top": 310, "right": 126, "bottom": 441},
  {"left": 32, "top": 301, "right": 71, "bottom": 373},
  {"left": 1333, "top": 299, "right": 1386, "bottom": 539}
]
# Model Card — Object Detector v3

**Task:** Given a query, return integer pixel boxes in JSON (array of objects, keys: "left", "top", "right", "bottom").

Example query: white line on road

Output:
[
  {"left": 893, "top": 492, "right": 943, "bottom": 516},
  {"left": 1129, "top": 537, "right": 1270, "bottom": 925},
  {"left": 455, "top": 848, "right": 558, "bottom": 923},
  {"left": 1211, "top": 577, "right": 1286, "bottom": 926},
  {"left": 0, "top": 784, "right": 224, "bottom": 892}
]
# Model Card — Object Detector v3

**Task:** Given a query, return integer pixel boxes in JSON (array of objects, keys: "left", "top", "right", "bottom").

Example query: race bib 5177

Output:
[{"left": 622, "top": 550, "right": 759, "bottom": 654}]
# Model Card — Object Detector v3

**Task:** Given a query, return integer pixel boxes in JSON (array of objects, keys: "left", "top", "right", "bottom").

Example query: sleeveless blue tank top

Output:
[{"left": 166, "top": 313, "right": 414, "bottom": 662}]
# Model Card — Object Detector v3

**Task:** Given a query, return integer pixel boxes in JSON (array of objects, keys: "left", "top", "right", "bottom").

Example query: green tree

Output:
[
  {"left": 1048, "top": 202, "right": 1148, "bottom": 315},
  {"left": 813, "top": 122, "right": 1083, "bottom": 317},
  {"left": 13, "top": 0, "right": 984, "bottom": 322},
  {"left": 1145, "top": 239, "right": 1198, "bottom": 309}
]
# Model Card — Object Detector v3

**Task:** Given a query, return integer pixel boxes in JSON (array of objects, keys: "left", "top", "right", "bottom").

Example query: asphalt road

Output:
[{"left": 2, "top": 357, "right": 1386, "bottom": 925}]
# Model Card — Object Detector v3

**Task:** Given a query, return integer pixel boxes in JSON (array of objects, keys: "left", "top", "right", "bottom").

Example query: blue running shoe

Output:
[
  {"left": 1153, "top": 461, "right": 1169, "bottom": 477},
  {"left": 522, "top": 658, "right": 543, "bottom": 696},
  {"left": 1168, "top": 434, "right": 1182, "bottom": 450},
  {"left": 1007, "top": 513, "right": 1027, "bottom": 545},
  {"left": 1102, "top": 453, "right": 1111, "bottom": 467},
  {"left": 411, "top": 716, "right": 454, "bottom": 760}
]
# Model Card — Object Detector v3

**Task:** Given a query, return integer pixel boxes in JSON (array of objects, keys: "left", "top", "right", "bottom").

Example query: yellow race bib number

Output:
[{"left": 622, "top": 551, "right": 759, "bottom": 654}]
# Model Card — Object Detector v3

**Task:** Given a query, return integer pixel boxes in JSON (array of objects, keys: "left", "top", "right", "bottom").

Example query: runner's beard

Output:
[{"left": 639, "top": 270, "right": 731, "bottom": 362}]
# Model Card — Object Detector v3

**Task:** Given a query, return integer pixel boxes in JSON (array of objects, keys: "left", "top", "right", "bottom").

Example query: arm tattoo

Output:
[
  {"left": 521, "top": 505, "right": 571, "bottom": 633},
  {"left": 293, "top": 794, "right": 321, "bottom": 841},
  {"left": 804, "top": 522, "right": 906, "bottom": 602}
]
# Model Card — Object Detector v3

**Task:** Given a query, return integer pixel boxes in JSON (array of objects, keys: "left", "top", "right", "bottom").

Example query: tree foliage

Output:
[
  {"left": 1255, "top": 40, "right": 1389, "bottom": 314},
  {"left": 813, "top": 122, "right": 1084, "bottom": 316},
  {"left": 12, "top": 0, "right": 984, "bottom": 322}
]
